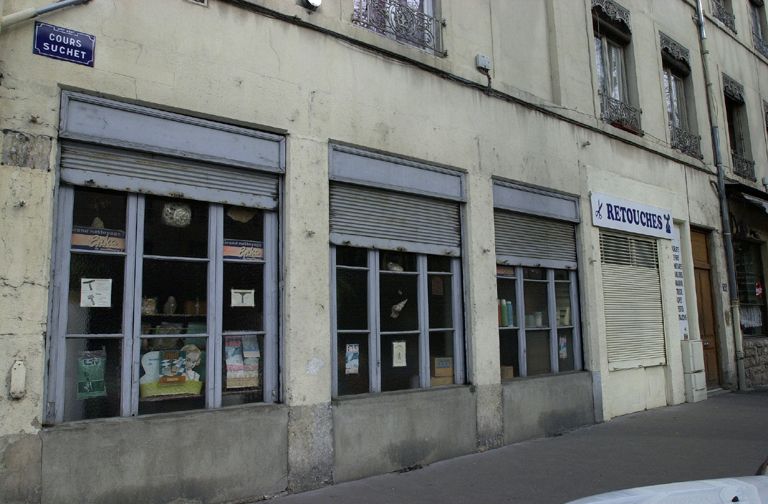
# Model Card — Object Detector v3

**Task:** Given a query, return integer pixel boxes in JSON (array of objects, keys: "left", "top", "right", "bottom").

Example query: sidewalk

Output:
[{"left": 269, "top": 391, "right": 768, "bottom": 504}]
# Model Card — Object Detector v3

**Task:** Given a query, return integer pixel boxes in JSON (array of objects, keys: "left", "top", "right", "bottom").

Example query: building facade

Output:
[{"left": 0, "top": 0, "right": 767, "bottom": 502}]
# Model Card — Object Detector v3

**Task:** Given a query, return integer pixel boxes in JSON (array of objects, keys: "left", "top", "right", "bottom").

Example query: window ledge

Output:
[{"left": 501, "top": 370, "right": 589, "bottom": 385}]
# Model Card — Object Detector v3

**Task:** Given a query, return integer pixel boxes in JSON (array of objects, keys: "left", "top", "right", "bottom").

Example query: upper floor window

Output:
[
  {"left": 592, "top": 0, "right": 642, "bottom": 135},
  {"left": 352, "top": 0, "right": 445, "bottom": 55},
  {"left": 723, "top": 74, "right": 756, "bottom": 180},
  {"left": 751, "top": 0, "right": 768, "bottom": 56},
  {"left": 660, "top": 33, "right": 701, "bottom": 158},
  {"left": 712, "top": 0, "right": 737, "bottom": 32}
]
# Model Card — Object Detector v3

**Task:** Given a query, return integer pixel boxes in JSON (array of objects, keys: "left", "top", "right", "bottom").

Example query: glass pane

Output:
[
  {"left": 337, "top": 247, "right": 368, "bottom": 267},
  {"left": 429, "top": 330, "right": 454, "bottom": 387},
  {"left": 428, "top": 256, "right": 451, "bottom": 272},
  {"left": 554, "top": 270, "right": 570, "bottom": 281},
  {"left": 337, "top": 332, "right": 370, "bottom": 396},
  {"left": 223, "top": 263, "right": 263, "bottom": 332},
  {"left": 523, "top": 280, "right": 549, "bottom": 329},
  {"left": 337, "top": 269, "right": 368, "bottom": 330},
  {"left": 497, "top": 277, "right": 517, "bottom": 328},
  {"left": 663, "top": 69, "right": 673, "bottom": 123},
  {"left": 558, "top": 329, "right": 576, "bottom": 372},
  {"left": 71, "top": 188, "right": 127, "bottom": 252},
  {"left": 673, "top": 75, "right": 688, "bottom": 130},
  {"left": 141, "top": 260, "right": 207, "bottom": 335},
  {"left": 595, "top": 36, "right": 605, "bottom": 91},
  {"left": 380, "top": 251, "right": 417, "bottom": 272},
  {"left": 523, "top": 268, "right": 546, "bottom": 280},
  {"left": 223, "top": 205, "right": 263, "bottom": 261},
  {"left": 499, "top": 329, "right": 519, "bottom": 380},
  {"left": 143, "top": 197, "right": 208, "bottom": 258},
  {"left": 67, "top": 253, "right": 124, "bottom": 334},
  {"left": 381, "top": 333, "right": 420, "bottom": 392},
  {"left": 555, "top": 282, "right": 572, "bottom": 327},
  {"left": 608, "top": 42, "right": 626, "bottom": 100},
  {"left": 428, "top": 274, "right": 453, "bottom": 328},
  {"left": 222, "top": 334, "right": 263, "bottom": 405},
  {"left": 138, "top": 337, "right": 206, "bottom": 414},
  {"left": 380, "top": 273, "right": 419, "bottom": 332},
  {"left": 497, "top": 265, "right": 516, "bottom": 277},
  {"left": 526, "top": 330, "right": 552, "bottom": 376},
  {"left": 63, "top": 338, "right": 121, "bottom": 421}
]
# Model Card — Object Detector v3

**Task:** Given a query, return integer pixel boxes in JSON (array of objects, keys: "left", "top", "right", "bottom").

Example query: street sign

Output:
[{"left": 33, "top": 21, "right": 95, "bottom": 67}]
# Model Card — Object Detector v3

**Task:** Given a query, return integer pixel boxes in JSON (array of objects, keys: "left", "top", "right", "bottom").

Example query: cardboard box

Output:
[
  {"left": 430, "top": 357, "right": 453, "bottom": 377},
  {"left": 500, "top": 365, "right": 515, "bottom": 380},
  {"left": 430, "top": 376, "right": 453, "bottom": 386}
]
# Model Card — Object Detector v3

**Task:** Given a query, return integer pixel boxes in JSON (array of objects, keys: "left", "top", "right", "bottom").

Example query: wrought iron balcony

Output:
[
  {"left": 732, "top": 152, "right": 756, "bottom": 181},
  {"left": 754, "top": 30, "right": 768, "bottom": 58},
  {"left": 600, "top": 93, "right": 643, "bottom": 135},
  {"left": 712, "top": 0, "right": 736, "bottom": 32},
  {"left": 670, "top": 125, "right": 702, "bottom": 159},
  {"left": 352, "top": 0, "right": 445, "bottom": 55}
]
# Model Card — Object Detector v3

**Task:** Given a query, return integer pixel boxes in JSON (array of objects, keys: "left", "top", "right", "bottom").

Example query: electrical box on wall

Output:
[
  {"left": 184, "top": 0, "right": 208, "bottom": 6},
  {"left": 475, "top": 54, "right": 492, "bottom": 72}
]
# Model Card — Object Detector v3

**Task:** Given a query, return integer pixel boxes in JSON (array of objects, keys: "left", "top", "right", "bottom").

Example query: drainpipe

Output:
[
  {"left": 0, "top": 0, "right": 90, "bottom": 34},
  {"left": 695, "top": 0, "right": 747, "bottom": 391}
]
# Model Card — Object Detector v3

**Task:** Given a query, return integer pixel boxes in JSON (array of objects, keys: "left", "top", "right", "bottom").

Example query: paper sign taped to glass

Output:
[
  {"left": 139, "top": 344, "right": 204, "bottom": 399},
  {"left": 225, "top": 336, "right": 260, "bottom": 389},
  {"left": 345, "top": 344, "right": 360, "bottom": 375},
  {"left": 392, "top": 341, "right": 407, "bottom": 367},
  {"left": 77, "top": 350, "right": 107, "bottom": 399},
  {"left": 80, "top": 278, "right": 112, "bottom": 308},
  {"left": 231, "top": 289, "right": 255, "bottom": 307}
]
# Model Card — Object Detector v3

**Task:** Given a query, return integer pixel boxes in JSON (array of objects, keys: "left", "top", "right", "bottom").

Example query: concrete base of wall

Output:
[
  {"left": 0, "top": 434, "right": 41, "bottom": 504},
  {"left": 475, "top": 383, "right": 504, "bottom": 450},
  {"left": 332, "top": 386, "right": 477, "bottom": 483},
  {"left": 288, "top": 402, "right": 333, "bottom": 493},
  {"left": 502, "top": 372, "right": 595, "bottom": 444}
]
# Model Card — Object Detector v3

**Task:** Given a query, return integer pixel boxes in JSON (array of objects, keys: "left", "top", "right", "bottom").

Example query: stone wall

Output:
[{"left": 744, "top": 337, "right": 768, "bottom": 389}]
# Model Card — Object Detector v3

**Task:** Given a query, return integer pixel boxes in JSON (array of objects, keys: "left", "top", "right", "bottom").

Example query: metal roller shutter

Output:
[
  {"left": 600, "top": 231, "right": 666, "bottom": 366},
  {"left": 494, "top": 210, "right": 577, "bottom": 266},
  {"left": 330, "top": 182, "right": 461, "bottom": 255},
  {"left": 60, "top": 142, "right": 279, "bottom": 209}
]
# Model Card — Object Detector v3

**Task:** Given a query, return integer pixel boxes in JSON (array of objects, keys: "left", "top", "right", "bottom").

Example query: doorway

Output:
[{"left": 691, "top": 229, "right": 720, "bottom": 388}]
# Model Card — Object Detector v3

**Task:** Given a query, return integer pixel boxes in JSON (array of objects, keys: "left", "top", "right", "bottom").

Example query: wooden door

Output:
[{"left": 691, "top": 230, "right": 720, "bottom": 388}]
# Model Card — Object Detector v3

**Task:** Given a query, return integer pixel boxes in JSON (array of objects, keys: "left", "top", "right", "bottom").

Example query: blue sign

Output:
[{"left": 33, "top": 22, "right": 95, "bottom": 67}]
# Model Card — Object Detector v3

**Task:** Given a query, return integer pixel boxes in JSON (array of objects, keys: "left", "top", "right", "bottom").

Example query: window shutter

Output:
[
  {"left": 494, "top": 210, "right": 577, "bottom": 268},
  {"left": 600, "top": 232, "right": 666, "bottom": 366},
  {"left": 60, "top": 142, "right": 279, "bottom": 209},
  {"left": 330, "top": 182, "right": 460, "bottom": 255}
]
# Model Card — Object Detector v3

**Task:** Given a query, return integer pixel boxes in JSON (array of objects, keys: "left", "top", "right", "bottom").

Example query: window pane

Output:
[
  {"left": 607, "top": 42, "right": 626, "bottom": 100},
  {"left": 555, "top": 282, "right": 572, "bottom": 327},
  {"left": 63, "top": 338, "right": 121, "bottom": 421},
  {"left": 222, "top": 334, "right": 263, "bottom": 405},
  {"left": 523, "top": 267, "right": 546, "bottom": 280},
  {"left": 429, "top": 330, "right": 454, "bottom": 387},
  {"left": 380, "top": 273, "right": 419, "bottom": 332},
  {"left": 67, "top": 253, "right": 124, "bottom": 334},
  {"left": 526, "top": 330, "right": 552, "bottom": 376},
  {"left": 224, "top": 205, "right": 263, "bottom": 242},
  {"left": 499, "top": 329, "right": 519, "bottom": 379},
  {"left": 428, "top": 256, "right": 451, "bottom": 272},
  {"left": 673, "top": 75, "right": 688, "bottom": 130},
  {"left": 337, "top": 332, "right": 370, "bottom": 396},
  {"left": 558, "top": 329, "right": 576, "bottom": 372},
  {"left": 428, "top": 274, "right": 453, "bottom": 328},
  {"left": 143, "top": 197, "right": 208, "bottom": 258},
  {"left": 595, "top": 36, "right": 605, "bottom": 91},
  {"left": 138, "top": 337, "right": 206, "bottom": 415},
  {"left": 337, "top": 269, "right": 368, "bottom": 330},
  {"left": 381, "top": 333, "right": 420, "bottom": 392},
  {"left": 380, "top": 251, "right": 417, "bottom": 272},
  {"left": 71, "top": 188, "right": 127, "bottom": 252},
  {"left": 663, "top": 69, "right": 674, "bottom": 124},
  {"left": 337, "top": 247, "right": 368, "bottom": 267},
  {"left": 497, "top": 276, "right": 517, "bottom": 328},
  {"left": 523, "top": 278, "right": 549, "bottom": 329},
  {"left": 141, "top": 260, "right": 207, "bottom": 335},
  {"left": 223, "top": 263, "right": 263, "bottom": 332}
]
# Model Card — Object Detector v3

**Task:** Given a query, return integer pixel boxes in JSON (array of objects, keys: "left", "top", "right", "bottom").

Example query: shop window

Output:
[
  {"left": 592, "top": 0, "right": 642, "bottom": 134},
  {"left": 54, "top": 186, "right": 278, "bottom": 421},
  {"left": 352, "top": 0, "right": 444, "bottom": 55},
  {"left": 333, "top": 247, "right": 462, "bottom": 394},
  {"left": 723, "top": 74, "right": 756, "bottom": 180},
  {"left": 735, "top": 241, "right": 767, "bottom": 337},
  {"left": 660, "top": 32, "right": 701, "bottom": 159},
  {"left": 497, "top": 266, "right": 580, "bottom": 379}
]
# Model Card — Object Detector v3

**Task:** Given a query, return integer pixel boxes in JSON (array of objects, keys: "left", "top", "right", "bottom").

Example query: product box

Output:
[
  {"left": 430, "top": 376, "right": 453, "bottom": 386},
  {"left": 500, "top": 365, "right": 516, "bottom": 380},
  {"left": 430, "top": 357, "right": 453, "bottom": 377}
]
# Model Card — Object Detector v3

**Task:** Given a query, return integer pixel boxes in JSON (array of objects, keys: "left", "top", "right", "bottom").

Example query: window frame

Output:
[
  {"left": 351, "top": 0, "right": 445, "bottom": 56},
  {"left": 48, "top": 185, "right": 279, "bottom": 423}
]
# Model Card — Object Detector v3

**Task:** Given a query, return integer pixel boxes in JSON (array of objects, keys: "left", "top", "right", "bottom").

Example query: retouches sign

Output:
[{"left": 591, "top": 192, "right": 673, "bottom": 240}]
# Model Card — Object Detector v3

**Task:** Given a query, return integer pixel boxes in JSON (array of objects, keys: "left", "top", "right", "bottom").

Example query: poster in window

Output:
[
  {"left": 77, "top": 350, "right": 107, "bottom": 399},
  {"left": 392, "top": 341, "right": 407, "bottom": 368},
  {"left": 223, "top": 239, "right": 263, "bottom": 260},
  {"left": 225, "top": 337, "right": 259, "bottom": 389},
  {"left": 558, "top": 337, "right": 568, "bottom": 360},
  {"left": 345, "top": 344, "right": 360, "bottom": 375},
  {"left": 158, "top": 350, "right": 187, "bottom": 385},
  {"left": 80, "top": 278, "right": 112, "bottom": 308},
  {"left": 71, "top": 226, "right": 125, "bottom": 252},
  {"left": 231, "top": 289, "right": 255, "bottom": 307}
]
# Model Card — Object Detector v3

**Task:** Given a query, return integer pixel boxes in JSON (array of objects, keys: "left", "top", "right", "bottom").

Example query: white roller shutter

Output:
[
  {"left": 600, "top": 231, "right": 666, "bottom": 367},
  {"left": 494, "top": 210, "right": 577, "bottom": 268}
]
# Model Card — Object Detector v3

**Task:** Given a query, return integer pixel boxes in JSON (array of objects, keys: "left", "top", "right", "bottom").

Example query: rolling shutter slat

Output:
[{"left": 494, "top": 211, "right": 576, "bottom": 265}]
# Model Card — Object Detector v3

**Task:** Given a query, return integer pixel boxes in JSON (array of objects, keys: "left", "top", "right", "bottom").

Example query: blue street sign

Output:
[{"left": 33, "top": 21, "right": 95, "bottom": 67}]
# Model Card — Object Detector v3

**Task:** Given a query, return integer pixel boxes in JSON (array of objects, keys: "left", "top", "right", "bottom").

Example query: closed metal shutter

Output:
[
  {"left": 600, "top": 231, "right": 666, "bottom": 366},
  {"left": 494, "top": 210, "right": 577, "bottom": 267},
  {"left": 330, "top": 182, "right": 460, "bottom": 255},
  {"left": 60, "top": 142, "right": 279, "bottom": 209}
]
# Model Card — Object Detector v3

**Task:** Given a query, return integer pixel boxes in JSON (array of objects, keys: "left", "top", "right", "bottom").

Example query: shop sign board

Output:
[
  {"left": 671, "top": 226, "right": 690, "bottom": 340},
  {"left": 591, "top": 192, "right": 673, "bottom": 240},
  {"left": 33, "top": 22, "right": 95, "bottom": 67}
]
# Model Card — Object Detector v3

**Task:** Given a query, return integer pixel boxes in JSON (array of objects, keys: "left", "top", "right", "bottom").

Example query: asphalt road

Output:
[{"left": 268, "top": 391, "right": 768, "bottom": 504}]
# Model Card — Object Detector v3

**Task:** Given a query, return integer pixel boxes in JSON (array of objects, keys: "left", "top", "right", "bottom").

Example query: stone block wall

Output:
[{"left": 744, "top": 337, "right": 768, "bottom": 389}]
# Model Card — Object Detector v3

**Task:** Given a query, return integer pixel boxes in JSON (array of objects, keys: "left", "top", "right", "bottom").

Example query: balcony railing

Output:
[
  {"left": 733, "top": 152, "right": 756, "bottom": 181},
  {"left": 600, "top": 93, "right": 643, "bottom": 135},
  {"left": 352, "top": 0, "right": 445, "bottom": 55},
  {"left": 754, "top": 30, "right": 768, "bottom": 58},
  {"left": 712, "top": 0, "right": 737, "bottom": 32},
  {"left": 670, "top": 125, "right": 702, "bottom": 159}
]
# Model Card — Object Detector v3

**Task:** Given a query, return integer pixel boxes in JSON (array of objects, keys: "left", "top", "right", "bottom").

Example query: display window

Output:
[
  {"left": 332, "top": 247, "right": 463, "bottom": 396},
  {"left": 496, "top": 265, "right": 581, "bottom": 379},
  {"left": 735, "top": 240, "right": 767, "bottom": 337},
  {"left": 51, "top": 186, "right": 278, "bottom": 422}
]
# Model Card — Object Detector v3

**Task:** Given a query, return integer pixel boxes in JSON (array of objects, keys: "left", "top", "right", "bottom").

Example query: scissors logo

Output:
[{"left": 595, "top": 201, "right": 603, "bottom": 220}]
